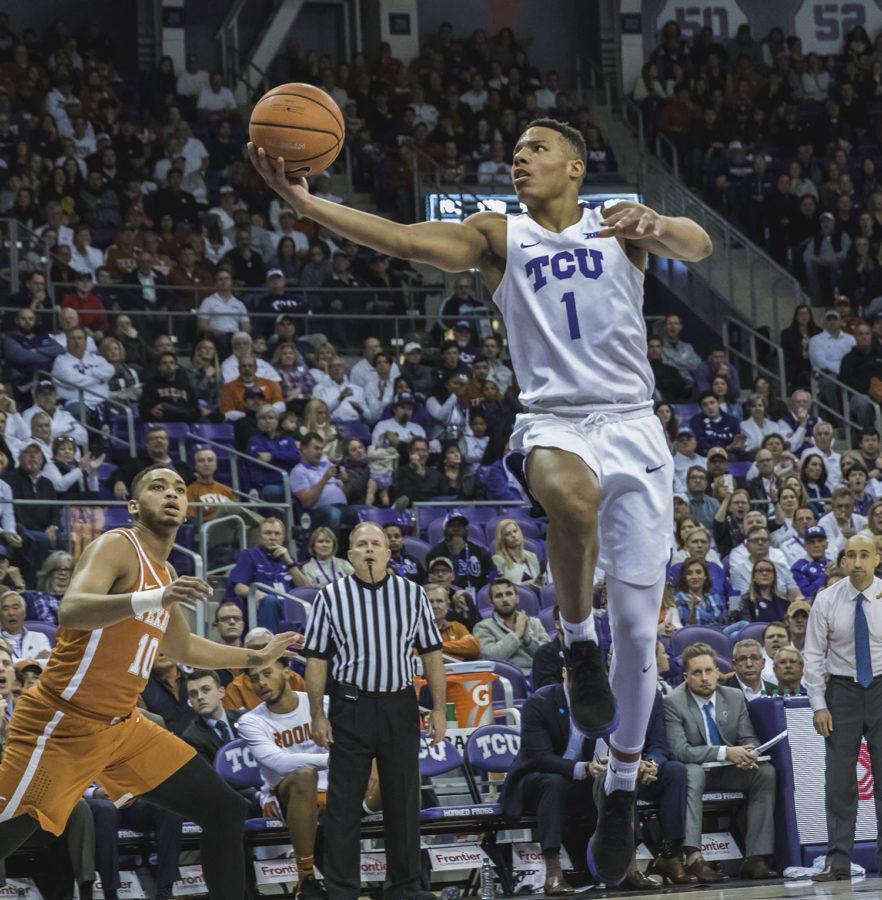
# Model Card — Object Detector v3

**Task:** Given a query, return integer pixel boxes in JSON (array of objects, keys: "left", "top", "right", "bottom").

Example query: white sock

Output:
[
  {"left": 559, "top": 614, "right": 597, "bottom": 647},
  {"left": 604, "top": 755, "right": 639, "bottom": 794}
]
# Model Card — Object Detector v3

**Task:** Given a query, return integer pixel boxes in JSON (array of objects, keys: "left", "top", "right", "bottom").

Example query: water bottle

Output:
[{"left": 479, "top": 857, "right": 495, "bottom": 898}]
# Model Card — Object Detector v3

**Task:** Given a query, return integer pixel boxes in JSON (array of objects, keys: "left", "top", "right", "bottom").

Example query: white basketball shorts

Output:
[{"left": 509, "top": 406, "right": 673, "bottom": 586}]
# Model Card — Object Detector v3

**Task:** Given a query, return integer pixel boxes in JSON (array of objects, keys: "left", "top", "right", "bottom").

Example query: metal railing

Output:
[
  {"left": 721, "top": 317, "right": 787, "bottom": 398},
  {"left": 200, "top": 513, "right": 249, "bottom": 580},
  {"left": 811, "top": 370, "right": 881, "bottom": 448},
  {"left": 247, "top": 581, "right": 312, "bottom": 633}
]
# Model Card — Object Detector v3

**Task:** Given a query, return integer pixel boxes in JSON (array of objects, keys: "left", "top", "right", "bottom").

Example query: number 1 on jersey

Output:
[{"left": 561, "top": 291, "right": 581, "bottom": 340}]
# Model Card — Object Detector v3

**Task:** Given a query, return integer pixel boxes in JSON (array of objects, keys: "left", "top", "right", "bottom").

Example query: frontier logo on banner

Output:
[
  {"left": 173, "top": 866, "right": 208, "bottom": 896},
  {"left": 75, "top": 874, "right": 146, "bottom": 899},
  {"left": 701, "top": 832, "right": 742, "bottom": 861},
  {"left": 429, "top": 844, "right": 489, "bottom": 871},
  {"left": 512, "top": 843, "right": 573, "bottom": 872},
  {"left": 0, "top": 880, "right": 41, "bottom": 899}
]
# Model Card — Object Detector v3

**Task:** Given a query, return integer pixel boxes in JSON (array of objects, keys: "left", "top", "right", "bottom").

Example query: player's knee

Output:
[
  {"left": 283, "top": 766, "right": 319, "bottom": 797},
  {"left": 539, "top": 481, "right": 600, "bottom": 526}
]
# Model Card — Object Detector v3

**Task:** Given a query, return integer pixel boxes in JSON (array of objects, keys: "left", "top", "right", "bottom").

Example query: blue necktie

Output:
[
  {"left": 215, "top": 720, "right": 232, "bottom": 744},
  {"left": 855, "top": 592, "right": 874, "bottom": 688},
  {"left": 703, "top": 701, "right": 724, "bottom": 746}
]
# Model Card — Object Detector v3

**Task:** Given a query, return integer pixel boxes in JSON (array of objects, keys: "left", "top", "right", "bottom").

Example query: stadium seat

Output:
[
  {"left": 213, "top": 739, "right": 287, "bottom": 838},
  {"left": 728, "top": 461, "right": 752, "bottom": 479},
  {"left": 465, "top": 724, "right": 520, "bottom": 810},
  {"left": 289, "top": 587, "right": 319, "bottom": 604},
  {"left": 539, "top": 583, "right": 556, "bottom": 609},
  {"left": 475, "top": 583, "right": 540, "bottom": 617},
  {"left": 460, "top": 506, "right": 500, "bottom": 526},
  {"left": 191, "top": 423, "right": 235, "bottom": 445},
  {"left": 738, "top": 622, "right": 769, "bottom": 645},
  {"left": 282, "top": 598, "right": 309, "bottom": 632},
  {"left": 356, "top": 507, "right": 415, "bottom": 533},
  {"left": 341, "top": 420, "right": 372, "bottom": 445},
  {"left": 670, "top": 625, "right": 732, "bottom": 662},
  {"left": 403, "top": 536, "right": 431, "bottom": 565},
  {"left": 25, "top": 621, "right": 56, "bottom": 646},
  {"left": 104, "top": 507, "right": 134, "bottom": 530},
  {"left": 538, "top": 606, "right": 556, "bottom": 635}
]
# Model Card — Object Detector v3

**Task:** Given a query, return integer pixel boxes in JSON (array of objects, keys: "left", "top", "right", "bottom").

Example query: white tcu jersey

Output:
[
  {"left": 237, "top": 693, "right": 329, "bottom": 792},
  {"left": 492, "top": 203, "right": 654, "bottom": 413}
]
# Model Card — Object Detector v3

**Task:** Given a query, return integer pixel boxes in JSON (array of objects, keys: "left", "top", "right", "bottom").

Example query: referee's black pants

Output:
[{"left": 324, "top": 687, "right": 422, "bottom": 899}]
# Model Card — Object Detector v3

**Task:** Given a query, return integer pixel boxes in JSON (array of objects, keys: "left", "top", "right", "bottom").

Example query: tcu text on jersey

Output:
[{"left": 525, "top": 248, "right": 604, "bottom": 292}]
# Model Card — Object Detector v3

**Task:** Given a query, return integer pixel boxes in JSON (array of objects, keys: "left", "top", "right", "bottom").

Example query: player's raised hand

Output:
[
  {"left": 257, "top": 630, "right": 303, "bottom": 662},
  {"left": 162, "top": 576, "right": 213, "bottom": 607},
  {"left": 246, "top": 143, "right": 310, "bottom": 210},
  {"left": 597, "top": 201, "right": 664, "bottom": 240}
]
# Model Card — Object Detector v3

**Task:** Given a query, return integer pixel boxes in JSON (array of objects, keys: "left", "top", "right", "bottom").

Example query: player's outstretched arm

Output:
[
  {"left": 58, "top": 533, "right": 213, "bottom": 630},
  {"left": 161, "top": 605, "right": 301, "bottom": 668},
  {"left": 597, "top": 200, "right": 713, "bottom": 262},
  {"left": 248, "top": 144, "right": 492, "bottom": 272}
]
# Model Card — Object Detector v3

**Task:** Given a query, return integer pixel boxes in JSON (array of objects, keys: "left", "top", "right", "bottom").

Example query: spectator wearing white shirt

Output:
[
  {"left": 313, "top": 358, "right": 367, "bottom": 424},
  {"left": 198, "top": 271, "right": 250, "bottom": 350},
  {"left": 535, "top": 71, "right": 561, "bottom": 111},
  {"left": 272, "top": 209, "right": 310, "bottom": 254},
  {"left": 22, "top": 381, "right": 88, "bottom": 450},
  {"left": 460, "top": 73, "right": 488, "bottom": 112},
  {"left": 672, "top": 427, "right": 707, "bottom": 493},
  {"left": 68, "top": 224, "right": 103, "bottom": 276},
  {"left": 45, "top": 74, "right": 78, "bottom": 136},
  {"left": 51, "top": 327, "right": 115, "bottom": 414},
  {"left": 809, "top": 309, "right": 855, "bottom": 376},
  {"left": 740, "top": 394, "right": 784, "bottom": 454},
  {"left": 221, "top": 332, "right": 281, "bottom": 383},
  {"left": 362, "top": 352, "right": 396, "bottom": 424},
  {"left": 801, "top": 420, "right": 841, "bottom": 488},
  {"left": 177, "top": 121, "right": 209, "bottom": 173},
  {"left": 661, "top": 313, "right": 702, "bottom": 390},
  {"left": 36, "top": 202, "right": 74, "bottom": 249},
  {"left": 409, "top": 85, "right": 438, "bottom": 130},
  {"left": 0, "top": 591, "right": 51, "bottom": 661},
  {"left": 371, "top": 392, "right": 426, "bottom": 448},
  {"left": 197, "top": 73, "right": 237, "bottom": 117},
  {"left": 818, "top": 487, "right": 868, "bottom": 556},
  {"left": 348, "top": 337, "right": 398, "bottom": 389},
  {"left": 319, "top": 67, "right": 349, "bottom": 110},
  {"left": 477, "top": 141, "right": 510, "bottom": 186},
  {"left": 760, "top": 621, "right": 790, "bottom": 686},
  {"left": 176, "top": 55, "right": 210, "bottom": 99},
  {"left": 51, "top": 308, "right": 98, "bottom": 354}
]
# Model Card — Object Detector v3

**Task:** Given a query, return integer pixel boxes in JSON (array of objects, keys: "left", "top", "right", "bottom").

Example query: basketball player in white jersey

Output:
[{"left": 248, "top": 118, "right": 711, "bottom": 884}]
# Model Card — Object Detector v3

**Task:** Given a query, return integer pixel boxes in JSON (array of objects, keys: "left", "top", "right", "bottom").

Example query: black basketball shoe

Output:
[
  {"left": 587, "top": 776, "right": 637, "bottom": 886},
  {"left": 563, "top": 639, "right": 618, "bottom": 737}
]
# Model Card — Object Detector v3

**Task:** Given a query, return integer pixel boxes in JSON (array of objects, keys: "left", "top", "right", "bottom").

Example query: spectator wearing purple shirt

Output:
[
  {"left": 245, "top": 405, "right": 301, "bottom": 502},
  {"left": 291, "top": 431, "right": 355, "bottom": 535}
]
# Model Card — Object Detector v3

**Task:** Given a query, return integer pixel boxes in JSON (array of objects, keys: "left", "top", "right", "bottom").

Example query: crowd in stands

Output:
[{"left": 0, "top": 8, "right": 871, "bottom": 894}]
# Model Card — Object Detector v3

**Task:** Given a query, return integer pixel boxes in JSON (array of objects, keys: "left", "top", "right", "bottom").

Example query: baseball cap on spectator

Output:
[
  {"left": 428, "top": 557, "right": 454, "bottom": 573},
  {"left": 728, "top": 140, "right": 743, "bottom": 150},
  {"left": 219, "top": 185, "right": 235, "bottom": 195},
  {"left": 443, "top": 511, "right": 469, "bottom": 530},
  {"left": 824, "top": 309, "right": 840, "bottom": 320},
  {"left": 787, "top": 599, "right": 812, "bottom": 617},
  {"left": 675, "top": 425, "right": 694, "bottom": 437},
  {"left": 14, "top": 660, "right": 42, "bottom": 676},
  {"left": 804, "top": 525, "right": 827, "bottom": 541},
  {"left": 393, "top": 392, "right": 414, "bottom": 406},
  {"left": 454, "top": 320, "right": 473, "bottom": 331},
  {"left": 36, "top": 380, "right": 55, "bottom": 393},
  {"left": 266, "top": 269, "right": 284, "bottom": 279},
  {"left": 403, "top": 341, "right": 421, "bottom": 354},
  {"left": 244, "top": 386, "right": 265, "bottom": 399},
  {"left": 673, "top": 492, "right": 689, "bottom": 505},
  {"left": 276, "top": 314, "right": 296, "bottom": 325},
  {"left": 820, "top": 212, "right": 834, "bottom": 222},
  {"left": 707, "top": 447, "right": 728, "bottom": 460}
]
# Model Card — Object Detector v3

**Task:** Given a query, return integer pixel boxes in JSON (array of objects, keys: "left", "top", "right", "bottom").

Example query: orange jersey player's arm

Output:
[{"left": 160, "top": 568, "right": 298, "bottom": 670}]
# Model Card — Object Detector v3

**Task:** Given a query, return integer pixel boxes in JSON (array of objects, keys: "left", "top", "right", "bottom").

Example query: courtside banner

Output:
[
  {"left": 428, "top": 844, "right": 489, "bottom": 871},
  {"left": 253, "top": 859, "right": 299, "bottom": 884},
  {"left": 512, "top": 843, "right": 572, "bottom": 871},
  {"left": 0, "top": 879, "right": 41, "bottom": 899},
  {"left": 172, "top": 865, "right": 208, "bottom": 896},
  {"left": 360, "top": 852, "right": 388, "bottom": 882},
  {"left": 701, "top": 832, "right": 743, "bottom": 861}
]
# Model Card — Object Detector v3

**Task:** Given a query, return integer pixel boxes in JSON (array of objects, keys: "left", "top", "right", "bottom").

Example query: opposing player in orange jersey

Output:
[{"left": 0, "top": 463, "right": 298, "bottom": 899}]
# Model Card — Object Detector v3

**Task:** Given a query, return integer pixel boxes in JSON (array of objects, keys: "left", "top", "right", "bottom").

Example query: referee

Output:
[
  {"left": 303, "top": 521, "right": 447, "bottom": 899},
  {"left": 804, "top": 533, "right": 882, "bottom": 881}
]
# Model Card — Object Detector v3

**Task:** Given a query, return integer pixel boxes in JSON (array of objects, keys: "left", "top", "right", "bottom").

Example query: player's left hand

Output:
[
  {"left": 425, "top": 708, "right": 447, "bottom": 745},
  {"left": 257, "top": 630, "right": 303, "bottom": 662},
  {"left": 597, "top": 201, "right": 664, "bottom": 240}
]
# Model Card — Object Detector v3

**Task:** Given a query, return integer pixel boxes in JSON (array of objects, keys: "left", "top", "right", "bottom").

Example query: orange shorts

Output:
[{"left": 0, "top": 689, "right": 195, "bottom": 835}]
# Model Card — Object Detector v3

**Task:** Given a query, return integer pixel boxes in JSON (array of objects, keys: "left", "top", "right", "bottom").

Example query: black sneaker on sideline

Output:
[
  {"left": 297, "top": 875, "right": 327, "bottom": 898},
  {"left": 563, "top": 640, "right": 618, "bottom": 737},
  {"left": 587, "top": 776, "right": 636, "bottom": 886}
]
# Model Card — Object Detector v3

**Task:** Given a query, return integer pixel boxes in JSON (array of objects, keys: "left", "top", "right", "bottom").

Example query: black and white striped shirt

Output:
[{"left": 302, "top": 572, "right": 442, "bottom": 692}]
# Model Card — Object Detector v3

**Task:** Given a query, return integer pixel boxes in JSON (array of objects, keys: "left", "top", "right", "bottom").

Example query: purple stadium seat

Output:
[
  {"left": 191, "top": 423, "right": 235, "bottom": 445},
  {"left": 282, "top": 598, "right": 309, "bottom": 631},
  {"left": 289, "top": 588, "right": 319, "bottom": 604},
  {"left": 341, "top": 420, "right": 372, "bottom": 445},
  {"left": 539, "top": 606, "right": 556, "bottom": 635},
  {"left": 104, "top": 507, "right": 134, "bottom": 530},
  {"left": 426, "top": 516, "right": 485, "bottom": 547},
  {"left": 143, "top": 422, "right": 190, "bottom": 442},
  {"left": 483, "top": 516, "right": 542, "bottom": 546},
  {"left": 539, "top": 583, "right": 556, "bottom": 609},
  {"left": 415, "top": 505, "right": 451, "bottom": 538},
  {"left": 357, "top": 507, "right": 416, "bottom": 533},
  {"left": 461, "top": 507, "right": 499, "bottom": 526},
  {"left": 466, "top": 724, "right": 521, "bottom": 782},
  {"left": 214, "top": 739, "right": 286, "bottom": 834},
  {"left": 728, "top": 461, "right": 751, "bottom": 479},
  {"left": 738, "top": 622, "right": 770, "bottom": 646},
  {"left": 670, "top": 625, "right": 732, "bottom": 662},
  {"left": 475, "top": 583, "right": 540, "bottom": 617},
  {"left": 25, "top": 621, "right": 56, "bottom": 646},
  {"left": 403, "top": 536, "right": 430, "bottom": 566}
]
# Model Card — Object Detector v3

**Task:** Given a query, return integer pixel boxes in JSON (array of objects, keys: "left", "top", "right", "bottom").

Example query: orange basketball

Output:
[{"left": 249, "top": 82, "right": 345, "bottom": 177}]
